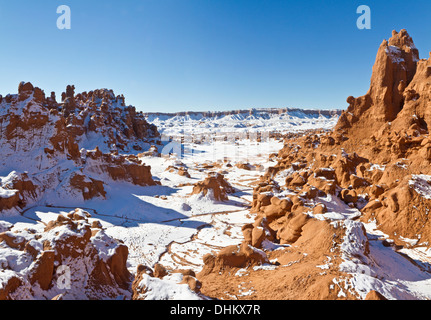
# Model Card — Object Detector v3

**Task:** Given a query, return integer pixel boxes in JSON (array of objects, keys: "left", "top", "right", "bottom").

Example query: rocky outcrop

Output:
[
  {"left": 64, "top": 87, "right": 159, "bottom": 153},
  {"left": 132, "top": 264, "right": 203, "bottom": 300},
  {"left": 330, "top": 30, "right": 431, "bottom": 245},
  {"left": 191, "top": 172, "right": 235, "bottom": 201},
  {"left": 336, "top": 29, "right": 419, "bottom": 135},
  {"left": 198, "top": 214, "right": 356, "bottom": 300},
  {"left": 0, "top": 172, "right": 37, "bottom": 212},
  {"left": 363, "top": 174, "right": 431, "bottom": 246},
  {"left": 0, "top": 209, "right": 132, "bottom": 300},
  {"left": 0, "top": 82, "right": 160, "bottom": 214},
  {"left": 165, "top": 163, "right": 191, "bottom": 178},
  {"left": 199, "top": 243, "right": 269, "bottom": 277},
  {"left": 83, "top": 149, "right": 157, "bottom": 187}
]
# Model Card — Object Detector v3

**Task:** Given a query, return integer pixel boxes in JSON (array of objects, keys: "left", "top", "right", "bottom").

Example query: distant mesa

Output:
[{"left": 143, "top": 107, "right": 342, "bottom": 119}]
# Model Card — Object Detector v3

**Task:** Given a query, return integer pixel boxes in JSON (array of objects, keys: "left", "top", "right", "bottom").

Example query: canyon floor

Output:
[
  {"left": 0, "top": 110, "right": 342, "bottom": 300},
  {"left": 3, "top": 109, "right": 431, "bottom": 300}
]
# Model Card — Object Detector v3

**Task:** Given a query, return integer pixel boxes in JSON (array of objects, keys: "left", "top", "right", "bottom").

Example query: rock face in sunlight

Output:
[
  {"left": 0, "top": 209, "right": 131, "bottom": 300},
  {"left": 335, "top": 29, "right": 421, "bottom": 140},
  {"left": 0, "top": 82, "right": 159, "bottom": 215},
  {"left": 197, "top": 30, "right": 431, "bottom": 300},
  {"left": 61, "top": 86, "right": 159, "bottom": 153}
]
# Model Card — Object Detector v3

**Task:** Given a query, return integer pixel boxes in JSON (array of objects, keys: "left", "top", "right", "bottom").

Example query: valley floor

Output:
[
  {"left": 2, "top": 120, "right": 431, "bottom": 300},
  {"left": 1, "top": 132, "right": 284, "bottom": 299}
]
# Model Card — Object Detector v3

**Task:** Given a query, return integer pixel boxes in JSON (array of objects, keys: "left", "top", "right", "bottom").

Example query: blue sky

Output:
[{"left": 0, "top": 0, "right": 430, "bottom": 112}]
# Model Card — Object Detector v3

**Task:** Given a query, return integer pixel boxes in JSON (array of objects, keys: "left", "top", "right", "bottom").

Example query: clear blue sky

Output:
[{"left": 0, "top": 0, "right": 430, "bottom": 112}]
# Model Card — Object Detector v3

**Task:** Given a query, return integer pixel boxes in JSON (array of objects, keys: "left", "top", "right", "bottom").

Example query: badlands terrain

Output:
[{"left": 2, "top": 29, "right": 431, "bottom": 301}]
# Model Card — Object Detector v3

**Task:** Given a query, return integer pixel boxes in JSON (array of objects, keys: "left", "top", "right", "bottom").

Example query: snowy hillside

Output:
[{"left": 144, "top": 108, "right": 341, "bottom": 137}]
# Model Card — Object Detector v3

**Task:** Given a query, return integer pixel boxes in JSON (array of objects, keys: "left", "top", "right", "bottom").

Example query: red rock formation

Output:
[
  {"left": 191, "top": 172, "right": 235, "bottom": 201},
  {"left": 336, "top": 29, "right": 419, "bottom": 139},
  {"left": 0, "top": 209, "right": 131, "bottom": 299},
  {"left": 198, "top": 242, "right": 269, "bottom": 276},
  {"left": 64, "top": 87, "right": 159, "bottom": 152},
  {"left": 0, "top": 172, "right": 37, "bottom": 212},
  {"left": 131, "top": 264, "right": 203, "bottom": 300},
  {"left": 0, "top": 82, "right": 160, "bottom": 213},
  {"left": 331, "top": 30, "right": 431, "bottom": 245},
  {"left": 165, "top": 165, "right": 191, "bottom": 178}
]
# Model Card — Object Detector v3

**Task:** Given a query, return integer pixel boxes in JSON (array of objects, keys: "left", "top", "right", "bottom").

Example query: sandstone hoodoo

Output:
[
  {"left": 191, "top": 172, "right": 235, "bottom": 201},
  {"left": 197, "top": 30, "right": 431, "bottom": 300},
  {"left": 0, "top": 82, "right": 160, "bottom": 214},
  {"left": 336, "top": 29, "right": 419, "bottom": 133}
]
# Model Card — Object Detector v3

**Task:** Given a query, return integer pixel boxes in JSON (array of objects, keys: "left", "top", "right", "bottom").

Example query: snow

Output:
[
  {"left": 252, "top": 264, "right": 278, "bottom": 271},
  {"left": 369, "top": 164, "right": 385, "bottom": 172},
  {"left": 337, "top": 220, "right": 431, "bottom": 300},
  {"left": 134, "top": 273, "right": 202, "bottom": 300},
  {"left": 0, "top": 221, "right": 12, "bottom": 233},
  {"left": 409, "top": 174, "right": 431, "bottom": 199},
  {"left": 0, "top": 188, "right": 18, "bottom": 199},
  {"left": 307, "top": 193, "right": 362, "bottom": 221},
  {"left": 386, "top": 46, "right": 406, "bottom": 64}
]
